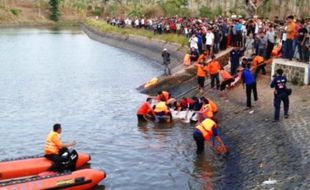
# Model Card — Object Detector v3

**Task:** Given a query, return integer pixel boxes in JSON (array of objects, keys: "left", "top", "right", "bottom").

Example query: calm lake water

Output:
[{"left": 0, "top": 28, "right": 224, "bottom": 190}]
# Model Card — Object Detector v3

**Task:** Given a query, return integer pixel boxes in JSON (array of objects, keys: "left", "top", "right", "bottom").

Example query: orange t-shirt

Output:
[
  {"left": 251, "top": 55, "right": 264, "bottom": 70},
  {"left": 208, "top": 99, "right": 218, "bottom": 113},
  {"left": 200, "top": 104, "right": 214, "bottom": 118},
  {"left": 220, "top": 70, "right": 232, "bottom": 81},
  {"left": 137, "top": 102, "right": 151, "bottom": 115},
  {"left": 207, "top": 60, "right": 221, "bottom": 75},
  {"left": 156, "top": 91, "right": 170, "bottom": 102},
  {"left": 286, "top": 22, "right": 296, "bottom": 40},
  {"left": 197, "top": 54, "right": 206, "bottom": 63},
  {"left": 195, "top": 64, "right": 208, "bottom": 77}
]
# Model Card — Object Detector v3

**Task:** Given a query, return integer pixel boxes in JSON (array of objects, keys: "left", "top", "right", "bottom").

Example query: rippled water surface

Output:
[{"left": 0, "top": 28, "right": 221, "bottom": 190}]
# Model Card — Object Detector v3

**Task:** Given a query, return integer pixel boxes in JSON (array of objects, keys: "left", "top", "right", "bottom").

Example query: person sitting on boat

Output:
[
  {"left": 44, "top": 123, "right": 77, "bottom": 172},
  {"left": 154, "top": 97, "right": 172, "bottom": 122},
  {"left": 136, "top": 97, "right": 155, "bottom": 122}
]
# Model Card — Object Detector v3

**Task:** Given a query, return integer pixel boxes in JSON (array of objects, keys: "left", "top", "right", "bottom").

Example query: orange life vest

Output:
[
  {"left": 183, "top": 54, "right": 191, "bottom": 66},
  {"left": 220, "top": 70, "right": 232, "bottom": 81},
  {"left": 200, "top": 104, "right": 214, "bottom": 118},
  {"left": 195, "top": 64, "right": 208, "bottom": 77},
  {"left": 208, "top": 99, "right": 218, "bottom": 113},
  {"left": 44, "top": 131, "right": 62, "bottom": 155},
  {"left": 162, "top": 91, "right": 170, "bottom": 101},
  {"left": 207, "top": 60, "right": 221, "bottom": 75},
  {"left": 195, "top": 119, "right": 216, "bottom": 140}
]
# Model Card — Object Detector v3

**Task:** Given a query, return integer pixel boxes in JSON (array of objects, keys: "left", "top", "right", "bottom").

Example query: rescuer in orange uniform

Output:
[
  {"left": 207, "top": 55, "right": 221, "bottom": 90},
  {"left": 195, "top": 57, "right": 208, "bottom": 93},
  {"left": 251, "top": 54, "right": 266, "bottom": 78},
  {"left": 193, "top": 118, "right": 226, "bottom": 154},
  {"left": 137, "top": 97, "right": 155, "bottom": 122},
  {"left": 44, "top": 123, "right": 76, "bottom": 172}
]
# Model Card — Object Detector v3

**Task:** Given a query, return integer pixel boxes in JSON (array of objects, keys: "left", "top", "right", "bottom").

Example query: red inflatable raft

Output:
[
  {"left": 0, "top": 169, "right": 106, "bottom": 190},
  {"left": 0, "top": 153, "right": 90, "bottom": 180}
]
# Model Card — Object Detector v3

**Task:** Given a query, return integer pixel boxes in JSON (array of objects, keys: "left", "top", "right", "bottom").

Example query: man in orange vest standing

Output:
[
  {"left": 195, "top": 57, "right": 208, "bottom": 93},
  {"left": 44, "top": 123, "right": 76, "bottom": 172},
  {"left": 207, "top": 55, "right": 221, "bottom": 90},
  {"left": 193, "top": 118, "right": 227, "bottom": 154}
]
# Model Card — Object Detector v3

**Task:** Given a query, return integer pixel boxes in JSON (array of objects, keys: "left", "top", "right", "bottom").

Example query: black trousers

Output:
[
  {"left": 193, "top": 130, "right": 204, "bottom": 154},
  {"left": 45, "top": 148, "right": 68, "bottom": 172},
  {"left": 246, "top": 82, "right": 258, "bottom": 107},
  {"left": 274, "top": 93, "right": 289, "bottom": 120},
  {"left": 45, "top": 147, "right": 77, "bottom": 172},
  {"left": 265, "top": 41, "right": 274, "bottom": 59},
  {"left": 254, "top": 63, "right": 266, "bottom": 78},
  {"left": 210, "top": 73, "right": 220, "bottom": 89}
]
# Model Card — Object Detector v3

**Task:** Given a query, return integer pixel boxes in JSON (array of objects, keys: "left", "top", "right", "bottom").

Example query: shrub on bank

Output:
[
  {"left": 10, "top": 8, "right": 21, "bottom": 16},
  {"left": 86, "top": 19, "right": 188, "bottom": 47}
]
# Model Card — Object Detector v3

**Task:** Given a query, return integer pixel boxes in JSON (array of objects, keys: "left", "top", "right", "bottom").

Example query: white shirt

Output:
[
  {"left": 266, "top": 30, "right": 275, "bottom": 43},
  {"left": 206, "top": 32, "right": 214, "bottom": 45},
  {"left": 189, "top": 36, "right": 198, "bottom": 49},
  {"left": 282, "top": 26, "right": 287, "bottom": 41}
]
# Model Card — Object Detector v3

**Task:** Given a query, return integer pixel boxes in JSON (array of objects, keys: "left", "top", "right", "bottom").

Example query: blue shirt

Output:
[{"left": 242, "top": 69, "right": 256, "bottom": 85}]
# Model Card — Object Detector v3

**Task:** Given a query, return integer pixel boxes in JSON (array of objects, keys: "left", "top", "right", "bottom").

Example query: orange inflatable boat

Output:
[
  {"left": 0, "top": 153, "right": 90, "bottom": 180},
  {"left": 0, "top": 169, "right": 106, "bottom": 190}
]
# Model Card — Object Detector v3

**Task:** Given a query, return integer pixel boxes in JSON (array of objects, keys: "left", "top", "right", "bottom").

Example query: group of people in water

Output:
[{"left": 136, "top": 90, "right": 228, "bottom": 155}]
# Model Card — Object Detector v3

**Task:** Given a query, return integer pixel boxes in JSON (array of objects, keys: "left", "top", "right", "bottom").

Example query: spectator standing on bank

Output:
[
  {"left": 298, "top": 21, "right": 309, "bottom": 62},
  {"left": 281, "top": 24, "right": 288, "bottom": 58},
  {"left": 189, "top": 34, "right": 199, "bottom": 52},
  {"left": 270, "top": 68, "right": 290, "bottom": 121},
  {"left": 230, "top": 47, "right": 242, "bottom": 75},
  {"left": 162, "top": 48, "right": 171, "bottom": 75},
  {"left": 256, "top": 31, "right": 267, "bottom": 57},
  {"left": 244, "top": 33, "right": 255, "bottom": 57},
  {"left": 286, "top": 16, "right": 296, "bottom": 60},
  {"left": 206, "top": 29, "right": 215, "bottom": 55},
  {"left": 305, "top": 33, "right": 310, "bottom": 63},
  {"left": 265, "top": 24, "right": 275, "bottom": 59}
]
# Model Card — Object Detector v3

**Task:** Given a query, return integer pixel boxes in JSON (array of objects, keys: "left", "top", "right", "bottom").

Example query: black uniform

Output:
[{"left": 270, "top": 75, "right": 289, "bottom": 121}]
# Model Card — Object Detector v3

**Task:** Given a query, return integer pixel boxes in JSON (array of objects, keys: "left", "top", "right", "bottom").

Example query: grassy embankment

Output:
[
  {"left": 85, "top": 19, "right": 188, "bottom": 47},
  {"left": 0, "top": 1, "right": 84, "bottom": 27}
]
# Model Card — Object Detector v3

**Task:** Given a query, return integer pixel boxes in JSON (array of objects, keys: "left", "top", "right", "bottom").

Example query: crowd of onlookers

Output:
[{"left": 107, "top": 15, "right": 310, "bottom": 63}]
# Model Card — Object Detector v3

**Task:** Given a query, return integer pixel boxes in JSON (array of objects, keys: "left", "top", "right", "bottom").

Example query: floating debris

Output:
[{"left": 262, "top": 179, "right": 277, "bottom": 185}]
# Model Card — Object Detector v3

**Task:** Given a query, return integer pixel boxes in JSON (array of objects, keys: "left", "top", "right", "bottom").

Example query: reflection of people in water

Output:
[{"left": 192, "top": 154, "right": 214, "bottom": 190}]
